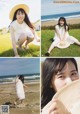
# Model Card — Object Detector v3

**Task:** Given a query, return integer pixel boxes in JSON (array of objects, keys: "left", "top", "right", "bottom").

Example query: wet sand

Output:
[
  {"left": 42, "top": 18, "right": 80, "bottom": 27},
  {"left": 0, "top": 81, "right": 40, "bottom": 114}
]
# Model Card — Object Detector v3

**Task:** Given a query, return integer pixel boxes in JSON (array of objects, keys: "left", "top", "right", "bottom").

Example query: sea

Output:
[
  {"left": 0, "top": 74, "right": 40, "bottom": 84},
  {"left": 41, "top": 0, "right": 80, "bottom": 21},
  {"left": 41, "top": 11, "right": 80, "bottom": 21}
]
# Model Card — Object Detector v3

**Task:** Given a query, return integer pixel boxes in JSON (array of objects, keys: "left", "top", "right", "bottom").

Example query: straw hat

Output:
[
  {"left": 9, "top": 4, "right": 29, "bottom": 20},
  {"left": 54, "top": 79, "right": 80, "bottom": 114},
  {"left": 57, "top": 41, "right": 70, "bottom": 49}
]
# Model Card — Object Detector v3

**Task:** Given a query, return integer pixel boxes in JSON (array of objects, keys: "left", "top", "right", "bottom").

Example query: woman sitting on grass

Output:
[
  {"left": 45, "top": 17, "right": 80, "bottom": 56},
  {"left": 41, "top": 58, "right": 79, "bottom": 114},
  {"left": 9, "top": 4, "right": 40, "bottom": 57}
]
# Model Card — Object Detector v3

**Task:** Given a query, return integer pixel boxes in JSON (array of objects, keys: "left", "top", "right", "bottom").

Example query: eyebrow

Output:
[
  {"left": 56, "top": 72, "right": 64, "bottom": 76},
  {"left": 57, "top": 69, "right": 77, "bottom": 75},
  {"left": 70, "top": 70, "right": 77, "bottom": 72}
]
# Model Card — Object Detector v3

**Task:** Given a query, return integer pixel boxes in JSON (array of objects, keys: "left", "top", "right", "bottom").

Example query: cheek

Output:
[
  {"left": 52, "top": 79, "right": 66, "bottom": 92},
  {"left": 16, "top": 15, "right": 19, "bottom": 19},
  {"left": 23, "top": 15, "right": 25, "bottom": 18}
]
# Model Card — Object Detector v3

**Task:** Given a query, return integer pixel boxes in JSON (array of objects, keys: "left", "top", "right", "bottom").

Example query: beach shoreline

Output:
[
  {"left": 41, "top": 17, "right": 80, "bottom": 27},
  {"left": 0, "top": 81, "right": 40, "bottom": 114}
]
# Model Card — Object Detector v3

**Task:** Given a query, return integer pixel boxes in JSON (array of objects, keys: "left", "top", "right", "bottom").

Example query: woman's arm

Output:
[
  {"left": 30, "top": 28, "right": 40, "bottom": 42},
  {"left": 55, "top": 26, "right": 61, "bottom": 40},
  {"left": 62, "top": 26, "right": 68, "bottom": 41},
  {"left": 62, "top": 32, "right": 67, "bottom": 41},
  {"left": 23, "top": 84, "right": 28, "bottom": 88},
  {"left": 10, "top": 26, "right": 19, "bottom": 57},
  {"left": 15, "top": 77, "right": 19, "bottom": 84}
]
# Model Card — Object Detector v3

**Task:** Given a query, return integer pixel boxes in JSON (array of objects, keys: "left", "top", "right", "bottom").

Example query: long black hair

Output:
[
  {"left": 12, "top": 8, "right": 34, "bottom": 29},
  {"left": 18, "top": 75, "right": 24, "bottom": 84},
  {"left": 57, "top": 17, "right": 69, "bottom": 31},
  {"left": 41, "top": 58, "right": 78, "bottom": 109}
]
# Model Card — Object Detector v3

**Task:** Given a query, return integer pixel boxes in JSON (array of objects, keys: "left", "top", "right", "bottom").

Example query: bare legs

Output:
[
  {"left": 48, "top": 42, "right": 55, "bottom": 53},
  {"left": 17, "top": 33, "right": 34, "bottom": 50},
  {"left": 45, "top": 37, "right": 80, "bottom": 56},
  {"left": 45, "top": 41, "right": 57, "bottom": 56},
  {"left": 14, "top": 98, "right": 24, "bottom": 105}
]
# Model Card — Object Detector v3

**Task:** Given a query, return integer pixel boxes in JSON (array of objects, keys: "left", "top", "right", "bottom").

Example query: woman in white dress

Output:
[
  {"left": 14, "top": 75, "right": 27, "bottom": 105},
  {"left": 9, "top": 4, "right": 40, "bottom": 57},
  {"left": 45, "top": 17, "right": 80, "bottom": 56}
]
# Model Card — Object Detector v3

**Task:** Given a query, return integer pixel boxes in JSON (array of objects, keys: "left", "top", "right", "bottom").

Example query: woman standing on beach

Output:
[
  {"left": 45, "top": 17, "right": 80, "bottom": 56},
  {"left": 41, "top": 58, "right": 79, "bottom": 114},
  {"left": 14, "top": 75, "right": 27, "bottom": 105},
  {"left": 9, "top": 4, "right": 40, "bottom": 57}
]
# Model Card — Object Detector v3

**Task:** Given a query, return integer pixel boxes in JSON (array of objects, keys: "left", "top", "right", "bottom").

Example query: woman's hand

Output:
[
  {"left": 42, "top": 98, "right": 70, "bottom": 114},
  {"left": 24, "top": 84, "right": 28, "bottom": 88},
  {"left": 36, "top": 38, "right": 40, "bottom": 42}
]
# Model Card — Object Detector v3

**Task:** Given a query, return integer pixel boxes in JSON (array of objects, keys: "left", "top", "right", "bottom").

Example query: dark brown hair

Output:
[{"left": 12, "top": 8, "right": 34, "bottom": 29}]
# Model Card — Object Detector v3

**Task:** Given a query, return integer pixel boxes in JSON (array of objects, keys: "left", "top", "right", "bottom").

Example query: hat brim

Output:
[
  {"left": 9, "top": 4, "right": 29, "bottom": 20},
  {"left": 54, "top": 79, "right": 80, "bottom": 113},
  {"left": 57, "top": 41, "right": 70, "bottom": 49}
]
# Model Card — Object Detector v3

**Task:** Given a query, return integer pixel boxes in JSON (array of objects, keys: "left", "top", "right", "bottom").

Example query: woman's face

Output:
[
  {"left": 16, "top": 10, "right": 25, "bottom": 23},
  {"left": 59, "top": 19, "right": 64, "bottom": 26},
  {"left": 51, "top": 61, "right": 79, "bottom": 92}
]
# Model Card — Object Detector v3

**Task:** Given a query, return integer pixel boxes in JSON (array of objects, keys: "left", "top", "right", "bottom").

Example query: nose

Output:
[{"left": 65, "top": 77, "right": 72, "bottom": 85}]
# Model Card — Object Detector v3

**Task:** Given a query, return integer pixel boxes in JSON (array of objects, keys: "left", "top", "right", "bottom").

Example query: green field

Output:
[
  {"left": 41, "top": 29, "right": 80, "bottom": 57},
  {"left": 0, "top": 32, "right": 40, "bottom": 57}
]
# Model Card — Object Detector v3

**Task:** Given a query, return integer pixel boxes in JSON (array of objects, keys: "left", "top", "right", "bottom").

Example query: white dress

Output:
[
  {"left": 16, "top": 79, "right": 25, "bottom": 100},
  {"left": 10, "top": 20, "right": 34, "bottom": 43},
  {"left": 52, "top": 25, "right": 79, "bottom": 47}
]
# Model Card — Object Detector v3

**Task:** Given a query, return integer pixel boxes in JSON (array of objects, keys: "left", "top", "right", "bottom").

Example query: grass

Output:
[
  {"left": 0, "top": 31, "right": 40, "bottom": 57},
  {"left": 41, "top": 29, "right": 80, "bottom": 57}
]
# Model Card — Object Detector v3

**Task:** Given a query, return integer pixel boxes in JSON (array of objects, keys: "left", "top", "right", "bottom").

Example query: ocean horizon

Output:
[{"left": 41, "top": 11, "right": 80, "bottom": 21}]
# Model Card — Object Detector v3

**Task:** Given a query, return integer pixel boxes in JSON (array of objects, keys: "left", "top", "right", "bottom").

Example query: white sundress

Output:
[
  {"left": 10, "top": 20, "right": 34, "bottom": 43},
  {"left": 16, "top": 79, "right": 25, "bottom": 100},
  {"left": 52, "top": 25, "right": 79, "bottom": 47}
]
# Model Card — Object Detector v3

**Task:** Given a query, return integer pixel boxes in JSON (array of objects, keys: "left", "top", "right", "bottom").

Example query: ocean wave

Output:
[{"left": 0, "top": 75, "right": 40, "bottom": 84}]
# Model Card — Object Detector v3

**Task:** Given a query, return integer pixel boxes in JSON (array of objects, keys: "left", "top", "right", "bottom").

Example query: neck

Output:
[{"left": 17, "top": 20, "right": 24, "bottom": 24}]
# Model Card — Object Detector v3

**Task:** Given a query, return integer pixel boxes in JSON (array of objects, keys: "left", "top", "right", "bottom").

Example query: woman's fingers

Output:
[
  {"left": 48, "top": 101, "right": 58, "bottom": 114},
  {"left": 42, "top": 100, "right": 53, "bottom": 110},
  {"left": 42, "top": 99, "right": 58, "bottom": 114},
  {"left": 50, "top": 110, "right": 58, "bottom": 114}
]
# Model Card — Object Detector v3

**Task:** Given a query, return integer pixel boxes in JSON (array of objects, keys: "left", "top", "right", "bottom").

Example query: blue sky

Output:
[
  {"left": 0, "top": 0, "right": 40, "bottom": 29},
  {"left": 41, "top": 0, "right": 80, "bottom": 16},
  {"left": 0, "top": 58, "right": 40, "bottom": 76}
]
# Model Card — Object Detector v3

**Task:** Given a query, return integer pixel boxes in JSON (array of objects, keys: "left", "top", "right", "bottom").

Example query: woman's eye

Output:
[
  {"left": 71, "top": 72, "right": 79, "bottom": 80},
  {"left": 58, "top": 75, "right": 65, "bottom": 79},
  {"left": 71, "top": 72, "right": 77, "bottom": 76}
]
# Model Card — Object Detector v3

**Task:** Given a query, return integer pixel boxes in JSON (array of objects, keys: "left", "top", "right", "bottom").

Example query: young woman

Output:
[
  {"left": 45, "top": 17, "right": 80, "bottom": 56},
  {"left": 9, "top": 4, "right": 40, "bottom": 57},
  {"left": 14, "top": 75, "right": 27, "bottom": 105},
  {"left": 41, "top": 58, "right": 79, "bottom": 114}
]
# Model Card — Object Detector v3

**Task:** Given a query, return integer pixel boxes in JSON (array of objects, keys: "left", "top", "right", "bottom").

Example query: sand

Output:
[
  {"left": 0, "top": 81, "right": 40, "bottom": 114},
  {"left": 41, "top": 17, "right": 80, "bottom": 27}
]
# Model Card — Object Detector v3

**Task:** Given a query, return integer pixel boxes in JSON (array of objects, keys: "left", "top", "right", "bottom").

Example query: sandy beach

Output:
[
  {"left": 41, "top": 17, "right": 80, "bottom": 27},
  {"left": 0, "top": 81, "right": 40, "bottom": 114}
]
